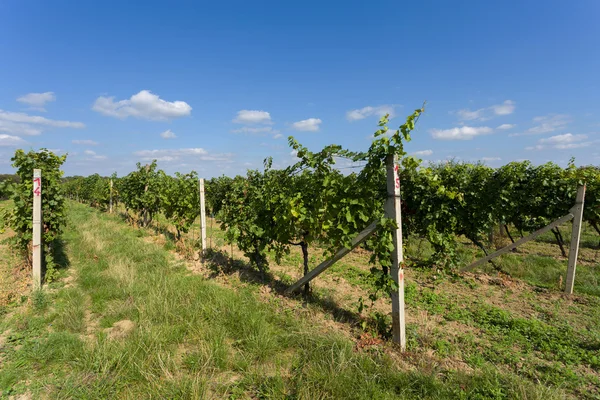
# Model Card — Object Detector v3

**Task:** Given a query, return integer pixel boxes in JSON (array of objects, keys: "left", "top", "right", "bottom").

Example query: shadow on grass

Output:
[
  {"left": 203, "top": 248, "right": 362, "bottom": 327},
  {"left": 40, "top": 238, "right": 70, "bottom": 284},
  {"left": 149, "top": 223, "right": 177, "bottom": 243},
  {"left": 116, "top": 210, "right": 181, "bottom": 243},
  {"left": 52, "top": 239, "right": 70, "bottom": 270}
]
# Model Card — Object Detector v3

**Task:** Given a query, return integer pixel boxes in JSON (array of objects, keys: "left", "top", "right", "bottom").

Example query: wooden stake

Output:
[
  {"left": 109, "top": 179, "right": 113, "bottom": 214},
  {"left": 385, "top": 154, "right": 405, "bottom": 350},
  {"left": 32, "top": 169, "right": 42, "bottom": 289},
  {"left": 466, "top": 212, "right": 575, "bottom": 271},
  {"left": 565, "top": 185, "right": 586, "bottom": 294},
  {"left": 199, "top": 178, "right": 207, "bottom": 255}
]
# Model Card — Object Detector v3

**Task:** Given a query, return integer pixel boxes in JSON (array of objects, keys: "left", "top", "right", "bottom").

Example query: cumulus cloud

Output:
[
  {"left": 273, "top": 133, "right": 283, "bottom": 139},
  {"left": 92, "top": 90, "right": 192, "bottom": 120},
  {"left": 133, "top": 148, "right": 233, "bottom": 163},
  {"left": 497, "top": 123, "right": 515, "bottom": 130},
  {"left": 160, "top": 129, "right": 177, "bottom": 139},
  {"left": 412, "top": 149, "right": 433, "bottom": 156},
  {"left": 233, "top": 110, "right": 272, "bottom": 124},
  {"left": 430, "top": 126, "right": 493, "bottom": 140},
  {"left": 456, "top": 100, "right": 516, "bottom": 121},
  {"left": 72, "top": 139, "right": 98, "bottom": 145},
  {"left": 482, "top": 157, "right": 501, "bottom": 162},
  {"left": 0, "top": 109, "right": 85, "bottom": 136},
  {"left": 346, "top": 105, "right": 397, "bottom": 121},
  {"left": 0, "top": 134, "right": 27, "bottom": 146},
  {"left": 526, "top": 133, "right": 592, "bottom": 150},
  {"left": 291, "top": 118, "right": 322, "bottom": 132},
  {"left": 17, "top": 92, "right": 56, "bottom": 111}
]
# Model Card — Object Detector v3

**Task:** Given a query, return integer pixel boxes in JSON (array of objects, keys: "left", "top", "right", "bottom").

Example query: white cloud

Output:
[
  {"left": 291, "top": 118, "right": 322, "bottom": 132},
  {"left": 273, "top": 133, "right": 283, "bottom": 139},
  {"left": 527, "top": 133, "right": 592, "bottom": 150},
  {"left": 231, "top": 126, "right": 275, "bottom": 134},
  {"left": 456, "top": 109, "right": 485, "bottom": 121},
  {"left": 92, "top": 90, "right": 192, "bottom": 120},
  {"left": 553, "top": 143, "right": 590, "bottom": 150},
  {"left": 133, "top": 148, "right": 233, "bottom": 163},
  {"left": 490, "top": 100, "right": 515, "bottom": 116},
  {"left": 0, "top": 134, "right": 27, "bottom": 146},
  {"left": 82, "top": 149, "right": 106, "bottom": 160},
  {"left": 232, "top": 110, "right": 272, "bottom": 124},
  {"left": 160, "top": 129, "right": 177, "bottom": 139},
  {"left": 525, "top": 145, "right": 544, "bottom": 151},
  {"left": 346, "top": 105, "right": 397, "bottom": 121},
  {"left": 430, "top": 126, "right": 493, "bottom": 140},
  {"left": 539, "top": 133, "right": 587, "bottom": 145},
  {"left": 412, "top": 149, "right": 433, "bottom": 156},
  {"left": 0, "top": 110, "right": 84, "bottom": 129},
  {"left": 17, "top": 92, "right": 56, "bottom": 111},
  {"left": 482, "top": 157, "right": 501, "bottom": 162},
  {"left": 497, "top": 123, "right": 515, "bottom": 130},
  {"left": 456, "top": 100, "right": 515, "bottom": 121},
  {"left": 72, "top": 139, "right": 98, "bottom": 145},
  {"left": 0, "top": 109, "right": 85, "bottom": 136},
  {"left": 0, "top": 120, "right": 42, "bottom": 136},
  {"left": 526, "top": 114, "right": 570, "bottom": 134}
]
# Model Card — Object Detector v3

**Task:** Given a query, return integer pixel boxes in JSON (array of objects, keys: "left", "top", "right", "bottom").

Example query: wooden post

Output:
[
  {"left": 565, "top": 185, "right": 586, "bottom": 294},
  {"left": 385, "top": 154, "right": 405, "bottom": 350},
  {"left": 32, "top": 169, "right": 42, "bottom": 288},
  {"left": 199, "top": 178, "right": 207, "bottom": 255},
  {"left": 109, "top": 179, "right": 113, "bottom": 214}
]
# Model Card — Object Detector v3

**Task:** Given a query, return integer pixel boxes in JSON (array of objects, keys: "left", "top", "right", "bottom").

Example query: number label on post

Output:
[{"left": 34, "top": 177, "right": 41, "bottom": 196}]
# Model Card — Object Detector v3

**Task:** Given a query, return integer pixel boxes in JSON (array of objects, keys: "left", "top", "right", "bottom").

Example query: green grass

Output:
[
  {"left": 402, "top": 280, "right": 600, "bottom": 396},
  {"left": 0, "top": 202, "right": 567, "bottom": 399}
]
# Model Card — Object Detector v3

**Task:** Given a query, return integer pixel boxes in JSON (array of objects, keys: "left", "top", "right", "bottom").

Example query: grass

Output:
[
  {"left": 1, "top": 201, "right": 599, "bottom": 398},
  {"left": 0, "top": 202, "right": 566, "bottom": 399}
]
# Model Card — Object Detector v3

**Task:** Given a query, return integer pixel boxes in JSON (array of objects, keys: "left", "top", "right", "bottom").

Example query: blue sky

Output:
[{"left": 1, "top": 0, "right": 599, "bottom": 177}]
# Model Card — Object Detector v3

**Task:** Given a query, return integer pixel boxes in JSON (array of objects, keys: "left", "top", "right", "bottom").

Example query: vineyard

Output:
[
  {"left": 61, "top": 110, "right": 600, "bottom": 299},
  {"left": 1, "top": 110, "right": 600, "bottom": 398}
]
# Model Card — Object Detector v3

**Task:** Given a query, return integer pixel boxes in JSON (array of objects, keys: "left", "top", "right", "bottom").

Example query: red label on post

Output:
[
  {"left": 33, "top": 177, "right": 41, "bottom": 196},
  {"left": 394, "top": 164, "right": 400, "bottom": 189}
]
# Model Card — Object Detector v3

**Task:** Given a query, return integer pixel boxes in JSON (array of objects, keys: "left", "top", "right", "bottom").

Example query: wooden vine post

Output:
[
  {"left": 199, "top": 178, "right": 207, "bottom": 255},
  {"left": 109, "top": 179, "right": 113, "bottom": 213},
  {"left": 565, "top": 185, "right": 586, "bottom": 294},
  {"left": 385, "top": 154, "right": 406, "bottom": 350},
  {"left": 32, "top": 169, "right": 42, "bottom": 288}
]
